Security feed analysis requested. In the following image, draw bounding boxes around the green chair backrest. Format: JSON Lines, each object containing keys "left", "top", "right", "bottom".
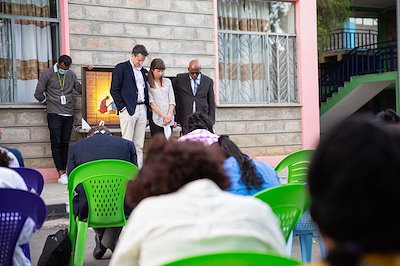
{"left": 254, "top": 184, "right": 310, "bottom": 241}
{"left": 163, "top": 252, "right": 301, "bottom": 266}
{"left": 274, "top": 150, "right": 314, "bottom": 184}
{"left": 68, "top": 159, "right": 138, "bottom": 228}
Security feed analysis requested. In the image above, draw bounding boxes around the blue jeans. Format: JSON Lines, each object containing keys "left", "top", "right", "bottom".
{"left": 47, "top": 113, "right": 73, "bottom": 171}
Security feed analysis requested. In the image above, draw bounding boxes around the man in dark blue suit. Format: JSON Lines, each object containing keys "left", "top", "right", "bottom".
{"left": 110, "top": 44, "right": 149, "bottom": 168}
{"left": 67, "top": 124, "right": 137, "bottom": 260}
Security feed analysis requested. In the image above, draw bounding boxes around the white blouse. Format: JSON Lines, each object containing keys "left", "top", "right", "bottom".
{"left": 148, "top": 77, "right": 176, "bottom": 127}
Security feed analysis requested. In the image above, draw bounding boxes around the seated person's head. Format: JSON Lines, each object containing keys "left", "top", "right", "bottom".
{"left": 126, "top": 134, "right": 229, "bottom": 207}
{"left": 308, "top": 114, "right": 400, "bottom": 265}
{"left": 182, "top": 112, "right": 214, "bottom": 135}
{"left": 0, "top": 150, "right": 11, "bottom": 167}
{"left": 376, "top": 108, "right": 400, "bottom": 124}
{"left": 88, "top": 124, "right": 111, "bottom": 137}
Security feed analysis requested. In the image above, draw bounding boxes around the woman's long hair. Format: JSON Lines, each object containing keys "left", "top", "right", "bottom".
{"left": 218, "top": 135, "right": 263, "bottom": 191}
{"left": 147, "top": 58, "right": 166, "bottom": 88}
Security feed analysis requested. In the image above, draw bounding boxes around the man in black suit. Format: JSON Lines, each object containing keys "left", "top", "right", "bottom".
{"left": 173, "top": 59, "right": 216, "bottom": 127}
{"left": 67, "top": 124, "right": 137, "bottom": 260}
{"left": 110, "top": 44, "right": 149, "bottom": 167}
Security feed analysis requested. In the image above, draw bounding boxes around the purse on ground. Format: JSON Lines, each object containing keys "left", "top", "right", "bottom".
{"left": 37, "top": 228, "right": 71, "bottom": 266}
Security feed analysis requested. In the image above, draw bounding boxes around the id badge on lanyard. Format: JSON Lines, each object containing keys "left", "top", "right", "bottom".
{"left": 60, "top": 95, "right": 66, "bottom": 105}
{"left": 58, "top": 72, "right": 66, "bottom": 105}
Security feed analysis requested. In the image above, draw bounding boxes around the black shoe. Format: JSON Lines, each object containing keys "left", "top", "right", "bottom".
{"left": 93, "top": 234, "right": 107, "bottom": 260}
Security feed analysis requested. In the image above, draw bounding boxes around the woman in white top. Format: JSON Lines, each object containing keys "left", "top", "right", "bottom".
{"left": 109, "top": 135, "right": 286, "bottom": 266}
{"left": 0, "top": 166, "right": 35, "bottom": 266}
{"left": 147, "top": 58, "right": 176, "bottom": 138}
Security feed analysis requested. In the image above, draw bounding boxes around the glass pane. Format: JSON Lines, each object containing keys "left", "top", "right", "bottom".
{"left": 0, "top": 1, "right": 58, "bottom": 103}
{"left": 0, "top": 18, "right": 13, "bottom": 103}
{"left": 49, "top": 0, "right": 58, "bottom": 18}
{"left": 218, "top": 0, "right": 295, "bottom": 34}
{"left": 0, "top": 0, "right": 56, "bottom": 18}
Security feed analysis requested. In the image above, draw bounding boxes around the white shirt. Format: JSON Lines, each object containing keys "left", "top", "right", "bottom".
{"left": 190, "top": 73, "right": 201, "bottom": 94}
{"left": 190, "top": 74, "right": 201, "bottom": 113}
{"left": 110, "top": 179, "right": 286, "bottom": 266}
{"left": 0, "top": 167, "right": 35, "bottom": 266}
{"left": 148, "top": 77, "right": 176, "bottom": 127}
{"left": 130, "top": 60, "right": 145, "bottom": 103}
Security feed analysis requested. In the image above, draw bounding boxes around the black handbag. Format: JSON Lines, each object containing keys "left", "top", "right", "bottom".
{"left": 37, "top": 228, "right": 71, "bottom": 266}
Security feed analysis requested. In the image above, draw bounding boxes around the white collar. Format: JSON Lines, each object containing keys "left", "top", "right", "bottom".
{"left": 129, "top": 59, "right": 142, "bottom": 71}
{"left": 53, "top": 63, "right": 58, "bottom": 72}
{"left": 190, "top": 73, "right": 201, "bottom": 83}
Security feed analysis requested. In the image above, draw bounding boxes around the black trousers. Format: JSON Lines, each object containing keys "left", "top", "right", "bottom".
{"left": 47, "top": 113, "right": 73, "bottom": 171}
{"left": 149, "top": 115, "right": 173, "bottom": 137}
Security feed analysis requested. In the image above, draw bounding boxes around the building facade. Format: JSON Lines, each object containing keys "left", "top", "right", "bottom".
{"left": 0, "top": 0, "right": 319, "bottom": 181}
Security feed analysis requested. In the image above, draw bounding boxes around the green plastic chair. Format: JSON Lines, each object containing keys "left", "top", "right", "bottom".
{"left": 253, "top": 184, "right": 310, "bottom": 242}
{"left": 274, "top": 150, "right": 326, "bottom": 262}
{"left": 163, "top": 252, "right": 301, "bottom": 266}
{"left": 67, "top": 159, "right": 138, "bottom": 266}
{"left": 274, "top": 150, "right": 313, "bottom": 184}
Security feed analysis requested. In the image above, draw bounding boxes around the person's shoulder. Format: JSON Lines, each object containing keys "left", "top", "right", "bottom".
{"left": 227, "top": 191, "right": 273, "bottom": 212}
{"left": 224, "top": 156, "right": 239, "bottom": 168}
{"left": 114, "top": 60, "right": 129, "bottom": 69}
{"left": 175, "top": 73, "right": 188, "bottom": 79}
{"left": 0, "top": 167, "right": 27, "bottom": 190}
{"left": 40, "top": 66, "right": 53, "bottom": 76}
{"left": 69, "top": 70, "right": 78, "bottom": 78}
{"left": 108, "top": 134, "right": 135, "bottom": 146}
{"left": 163, "top": 77, "right": 172, "bottom": 84}
{"left": 201, "top": 73, "right": 213, "bottom": 81}
{"left": 253, "top": 159, "right": 274, "bottom": 171}
{"left": 133, "top": 193, "right": 175, "bottom": 216}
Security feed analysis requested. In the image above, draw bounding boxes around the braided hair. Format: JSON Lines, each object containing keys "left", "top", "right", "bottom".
{"left": 218, "top": 135, "right": 263, "bottom": 192}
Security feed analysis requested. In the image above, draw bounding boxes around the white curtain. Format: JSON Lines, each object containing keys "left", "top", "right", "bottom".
{"left": 218, "top": 0, "right": 295, "bottom": 104}
{"left": 0, "top": 0, "right": 53, "bottom": 103}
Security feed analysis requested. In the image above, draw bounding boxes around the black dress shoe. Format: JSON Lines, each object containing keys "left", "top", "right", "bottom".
{"left": 93, "top": 234, "right": 107, "bottom": 260}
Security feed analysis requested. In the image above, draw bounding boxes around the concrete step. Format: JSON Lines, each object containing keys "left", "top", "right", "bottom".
{"left": 41, "top": 182, "right": 69, "bottom": 220}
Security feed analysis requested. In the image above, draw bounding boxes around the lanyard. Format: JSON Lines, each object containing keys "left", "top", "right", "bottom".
{"left": 57, "top": 72, "right": 66, "bottom": 91}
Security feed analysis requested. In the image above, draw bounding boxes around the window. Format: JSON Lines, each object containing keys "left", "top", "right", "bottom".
{"left": 0, "top": 0, "right": 60, "bottom": 103}
{"left": 218, "top": 0, "right": 297, "bottom": 104}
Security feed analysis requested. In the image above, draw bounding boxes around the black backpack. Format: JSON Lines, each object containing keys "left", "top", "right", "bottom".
{"left": 37, "top": 228, "right": 71, "bottom": 266}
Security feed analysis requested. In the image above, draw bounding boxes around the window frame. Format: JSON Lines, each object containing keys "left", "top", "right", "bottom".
{"left": 215, "top": 0, "right": 298, "bottom": 106}
{"left": 0, "top": 1, "right": 61, "bottom": 103}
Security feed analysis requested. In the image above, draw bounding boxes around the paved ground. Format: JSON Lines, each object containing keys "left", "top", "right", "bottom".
{"left": 30, "top": 218, "right": 112, "bottom": 266}
{"left": 29, "top": 219, "right": 324, "bottom": 265}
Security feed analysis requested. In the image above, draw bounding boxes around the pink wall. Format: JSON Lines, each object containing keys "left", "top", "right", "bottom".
{"left": 60, "top": 0, "right": 70, "bottom": 55}
{"left": 296, "top": 0, "right": 321, "bottom": 149}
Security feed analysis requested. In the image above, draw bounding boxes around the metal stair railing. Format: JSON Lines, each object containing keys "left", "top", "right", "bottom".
{"left": 319, "top": 41, "right": 397, "bottom": 104}
{"left": 324, "top": 28, "right": 378, "bottom": 51}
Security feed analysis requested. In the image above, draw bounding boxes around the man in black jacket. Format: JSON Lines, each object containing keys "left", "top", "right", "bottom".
{"left": 110, "top": 44, "right": 149, "bottom": 168}
{"left": 67, "top": 124, "right": 137, "bottom": 259}
{"left": 173, "top": 59, "right": 216, "bottom": 127}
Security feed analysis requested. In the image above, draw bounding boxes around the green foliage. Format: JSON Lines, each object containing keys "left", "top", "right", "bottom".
{"left": 317, "top": 0, "right": 351, "bottom": 52}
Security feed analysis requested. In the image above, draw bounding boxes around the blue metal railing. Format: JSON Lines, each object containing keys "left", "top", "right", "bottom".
{"left": 319, "top": 42, "right": 397, "bottom": 103}
{"left": 324, "top": 28, "right": 378, "bottom": 51}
